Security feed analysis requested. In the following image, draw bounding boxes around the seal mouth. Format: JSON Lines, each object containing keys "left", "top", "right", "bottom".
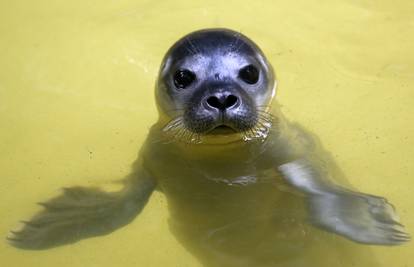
{"left": 207, "top": 125, "right": 238, "bottom": 135}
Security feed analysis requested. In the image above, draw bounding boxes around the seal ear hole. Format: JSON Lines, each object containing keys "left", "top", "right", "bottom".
{"left": 173, "top": 69, "right": 196, "bottom": 89}
{"left": 239, "top": 64, "right": 259, "bottom": 84}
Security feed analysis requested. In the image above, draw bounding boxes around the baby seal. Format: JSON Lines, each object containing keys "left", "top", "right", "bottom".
{"left": 9, "top": 29, "right": 410, "bottom": 266}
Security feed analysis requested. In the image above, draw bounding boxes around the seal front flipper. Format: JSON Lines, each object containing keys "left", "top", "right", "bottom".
{"left": 278, "top": 160, "right": 410, "bottom": 245}
{"left": 8, "top": 167, "right": 156, "bottom": 250}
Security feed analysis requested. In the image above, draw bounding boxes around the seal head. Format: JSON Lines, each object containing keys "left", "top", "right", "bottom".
{"left": 156, "top": 29, "right": 276, "bottom": 143}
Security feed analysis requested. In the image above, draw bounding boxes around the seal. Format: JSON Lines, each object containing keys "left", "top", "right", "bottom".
{"left": 8, "top": 29, "right": 410, "bottom": 266}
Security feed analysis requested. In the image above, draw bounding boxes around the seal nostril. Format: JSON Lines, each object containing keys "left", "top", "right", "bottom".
{"left": 206, "top": 95, "right": 239, "bottom": 110}
{"left": 206, "top": 96, "right": 221, "bottom": 109}
{"left": 225, "top": 95, "right": 238, "bottom": 108}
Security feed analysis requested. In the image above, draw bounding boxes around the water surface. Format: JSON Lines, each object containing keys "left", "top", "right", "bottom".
{"left": 0, "top": 1, "right": 413, "bottom": 266}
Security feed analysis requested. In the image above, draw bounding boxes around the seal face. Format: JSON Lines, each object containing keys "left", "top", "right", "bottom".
{"left": 156, "top": 29, "right": 276, "bottom": 143}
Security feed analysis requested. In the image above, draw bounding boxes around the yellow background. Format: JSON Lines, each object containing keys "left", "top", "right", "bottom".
{"left": 0, "top": 0, "right": 413, "bottom": 266}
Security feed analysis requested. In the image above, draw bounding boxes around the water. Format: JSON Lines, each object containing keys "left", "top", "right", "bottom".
{"left": 0, "top": 0, "right": 413, "bottom": 266}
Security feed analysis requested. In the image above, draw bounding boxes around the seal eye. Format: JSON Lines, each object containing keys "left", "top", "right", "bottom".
{"left": 173, "top": 69, "right": 196, "bottom": 89}
{"left": 239, "top": 65, "right": 259, "bottom": 84}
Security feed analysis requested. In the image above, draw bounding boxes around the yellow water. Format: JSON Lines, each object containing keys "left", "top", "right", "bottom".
{"left": 0, "top": 0, "right": 413, "bottom": 266}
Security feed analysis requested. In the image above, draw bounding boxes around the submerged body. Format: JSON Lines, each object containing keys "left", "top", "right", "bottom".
{"left": 142, "top": 109, "right": 319, "bottom": 266}
{"left": 141, "top": 106, "right": 401, "bottom": 266}
{"left": 8, "top": 29, "right": 409, "bottom": 267}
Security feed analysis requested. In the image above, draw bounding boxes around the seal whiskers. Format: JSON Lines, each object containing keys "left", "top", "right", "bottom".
{"left": 162, "top": 116, "right": 202, "bottom": 144}
{"left": 242, "top": 108, "right": 274, "bottom": 141}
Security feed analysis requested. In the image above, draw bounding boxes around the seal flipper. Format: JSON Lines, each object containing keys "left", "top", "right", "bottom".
{"left": 279, "top": 160, "right": 410, "bottom": 245}
{"left": 307, "top": 191, "right": 410, "bottom": 245}
{"left": 8, "top": 170, "right": 156, "bottom": 250}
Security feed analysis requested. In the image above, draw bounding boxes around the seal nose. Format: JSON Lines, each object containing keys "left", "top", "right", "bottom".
{"left": 205, "top": 93, "right": 239, "bottom": 111}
